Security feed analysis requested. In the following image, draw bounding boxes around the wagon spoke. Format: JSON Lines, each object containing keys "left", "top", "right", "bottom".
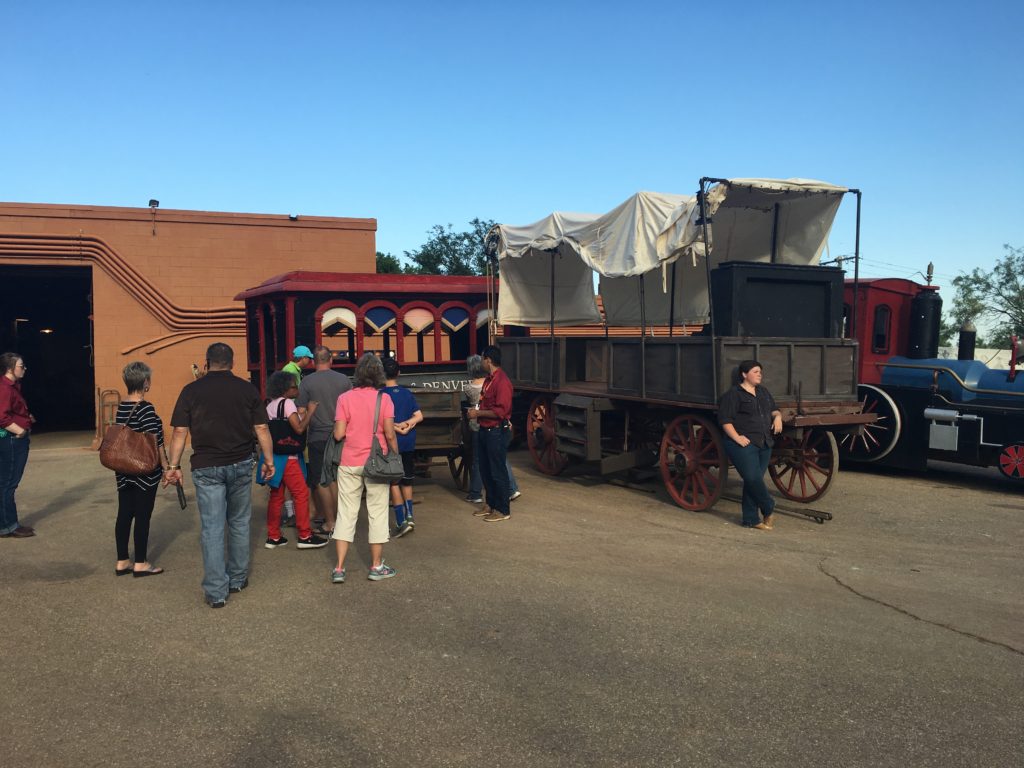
{"left": 694, "top": 472, "right": 710, "bottom": 501}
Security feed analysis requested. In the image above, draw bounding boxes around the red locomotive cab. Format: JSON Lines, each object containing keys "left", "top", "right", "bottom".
{"left": 844, "top": 277, "right": 936, "bottom": 385}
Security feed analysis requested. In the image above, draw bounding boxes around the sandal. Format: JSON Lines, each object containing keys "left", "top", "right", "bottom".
{"left": 115, "top": 565, "right": 133, "bottom": 576}
{"left": 133, "top": 564, "right": 165, "bottom": 577}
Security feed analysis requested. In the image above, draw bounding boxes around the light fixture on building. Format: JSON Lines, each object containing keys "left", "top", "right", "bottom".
{"left": 288, "top": 214, "right": 299, "bottom": 221}
{"left": 40, "top": 328, "right": 54, "bottom": 334}
{"left": 149, "top": 199, "right": 160, "bottom": 236}
{"left": 149, "top": 199, "right": 160, "bottom": 208}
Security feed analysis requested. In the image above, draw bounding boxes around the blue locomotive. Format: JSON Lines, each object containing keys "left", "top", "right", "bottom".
{"left": 840, "top": 277, "right": 1023, "bottom": 480}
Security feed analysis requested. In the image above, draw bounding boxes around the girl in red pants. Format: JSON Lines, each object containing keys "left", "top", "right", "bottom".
{"left": 260, "top": 372, "right": 329, "bottom": 549}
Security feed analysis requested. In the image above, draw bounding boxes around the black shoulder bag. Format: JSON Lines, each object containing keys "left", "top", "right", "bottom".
{"left": 269, "top": 399, "right": 306, "bottom": 455}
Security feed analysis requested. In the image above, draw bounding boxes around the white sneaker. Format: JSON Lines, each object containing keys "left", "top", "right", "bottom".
{"left": 510, "top": 491, "right": 522, "bottom": 501}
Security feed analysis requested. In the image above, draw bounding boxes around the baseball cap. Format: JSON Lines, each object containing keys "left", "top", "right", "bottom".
{"left": 293, "top": 345, "right": 313, "bottom": 358}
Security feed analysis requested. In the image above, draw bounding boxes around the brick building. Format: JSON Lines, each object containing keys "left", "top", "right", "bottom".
{"left": 0, "top": 203, "right": 375, "bottom": 443}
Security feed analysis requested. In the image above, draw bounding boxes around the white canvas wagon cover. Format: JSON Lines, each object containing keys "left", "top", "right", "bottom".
{"left": 490, "top": 178, "right": 849, "bottom": 327}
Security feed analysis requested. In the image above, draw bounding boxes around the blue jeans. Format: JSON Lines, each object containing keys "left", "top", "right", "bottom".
{"left": 478, "top": 426, "right": 512, "bottom": 516}
{"left": 0, "top": 435, "right": 30, "bottom": 535}
{"left": 192, "top": 459, "right": 255, "bottom": 602}
{"left": 723, "top": 440, "right": 775, "bottom": 527}
{"left": 468, "top": 428, "right": 517, "bottom": 497}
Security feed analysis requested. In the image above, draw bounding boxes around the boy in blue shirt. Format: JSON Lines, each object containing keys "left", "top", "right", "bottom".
{"left": 382, "top": 357, "right": 423, "bottom": 537}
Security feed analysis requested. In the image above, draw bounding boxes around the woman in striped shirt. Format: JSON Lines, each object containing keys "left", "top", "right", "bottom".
{"left": 114, "top": 362, "right": 168, "bottom": 577}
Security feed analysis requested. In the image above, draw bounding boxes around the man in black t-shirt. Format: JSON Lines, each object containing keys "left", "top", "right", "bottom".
{"left": 164, "top": 343, "right": 274, "bottom": 608}
{"left": 296, "top": 345, "right": 351, "bottom": 533}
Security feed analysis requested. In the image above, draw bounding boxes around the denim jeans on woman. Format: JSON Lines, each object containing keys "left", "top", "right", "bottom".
{"left": 192, "top": 458, "right": 255, "bottom": 603}
{"left": 0, "top": 435, "right": 30, "bottom": 535}
{"left": 723, "top": 439, "right": 775, "bottom": 527}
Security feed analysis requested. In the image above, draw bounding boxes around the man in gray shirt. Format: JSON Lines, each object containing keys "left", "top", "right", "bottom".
{"left": 296, "top": 345, "right": 351, "bottom": 532}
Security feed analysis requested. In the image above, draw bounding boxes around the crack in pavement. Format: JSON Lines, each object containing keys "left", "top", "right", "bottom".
{"left": 818, "top": 558, "right": 1024, "bottom": 657}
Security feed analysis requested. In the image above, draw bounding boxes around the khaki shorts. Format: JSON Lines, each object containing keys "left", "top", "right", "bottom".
{"left": 333, "top": 465, "right": 390, "bottom": 544}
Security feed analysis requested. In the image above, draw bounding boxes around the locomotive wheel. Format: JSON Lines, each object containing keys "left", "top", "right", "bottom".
{"left": 837, "top": 384, "right": 902, "bottom": 462}
{"left": 997, "top": 443, "right": 1024, "bottom": 481}
{"left": 527, "top": 395, "right": 568, "bottom": 476}
{"left": 659, "top": 414, "right": 727, "bottom": 511}
{"left": 769, "top": 428, "right": 838, "bottom": 503}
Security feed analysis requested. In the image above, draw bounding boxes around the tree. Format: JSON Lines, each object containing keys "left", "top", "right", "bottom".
{"left": 946, "top": 245, "right": 1023, "bottom": 348}
{"left": 376, "top": 251, "right": 404, "bottom": 274}
{"left": 403, "top": 218, "right": 496, "bottom": 276}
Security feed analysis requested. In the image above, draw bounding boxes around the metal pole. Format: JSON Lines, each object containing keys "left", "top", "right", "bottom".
{"left": 639, "top": 275, "right": 647, "bottom": 398}
{"left": 668, "top": 261, "right": 677, "bottom": 337}
{"left": 699, "top": 177, "right": 718, "bottom": 400}
{"left": 770, "top": 203, "right": 780, "bottom": 263}
{"left": 852, "top": 189, "right": 862, "bottom": 339}
{"left": 549, "top": 250, "right": 556, "bottom": 390}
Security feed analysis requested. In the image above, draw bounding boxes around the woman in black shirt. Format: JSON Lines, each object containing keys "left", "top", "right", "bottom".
{"left": 718, "top": 360, "right": 783, "bottom": 530}
{"left": 113, "top": 362, "right": 168, "bottom": 576}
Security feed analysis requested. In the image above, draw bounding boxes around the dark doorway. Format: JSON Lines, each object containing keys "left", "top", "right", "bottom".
{"left": 0, "top": 265, "right": 94, "bottom": 431}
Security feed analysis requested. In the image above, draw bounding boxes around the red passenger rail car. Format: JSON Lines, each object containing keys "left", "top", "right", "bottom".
{"left": 235, "top": 271, "right": 497, "bottom": 490}
{"left": 235, "top": 271, "right": 494, "bottom": 391}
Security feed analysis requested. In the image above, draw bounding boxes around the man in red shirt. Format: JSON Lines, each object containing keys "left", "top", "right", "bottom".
{"left": 467, "top": 345, "right": 514, "bottom": 522}
{"left": 0, "top": 353, "right": 36, "bottom": 539}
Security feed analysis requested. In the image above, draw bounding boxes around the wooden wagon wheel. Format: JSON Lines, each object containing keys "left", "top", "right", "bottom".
{"left": 997, "top": 443, "right": 1024, "bottom": 481}
{"left": 447, "top": 447, "right": 472, "bottom": 490}
{"left": 527, "top": 394, "right": 568, "bottom": 475}
{"left": 659, "top": 414, "right": 727, "bottom": 511}
{"left": 447, "top": 413, "right": 475, "bottom": 490}
{"left": 769, "top": 428, "right": 838, "bottom": 502}
{"left": 837, "top": 384, "right": 902, "bottom": 463}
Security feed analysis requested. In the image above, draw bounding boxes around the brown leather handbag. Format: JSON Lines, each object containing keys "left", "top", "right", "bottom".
{"left": 99, "top": 402, "right": 161, "bottom": 475}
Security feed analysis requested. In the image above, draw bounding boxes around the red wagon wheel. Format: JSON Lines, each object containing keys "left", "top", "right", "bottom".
{"left": 837, "top": 384, "right": 902, "bottom": 463}
{"left": 527, "top": 394, "right": 568, "bottom": 475}
{"left": 447, "top": 448, "right": 471, "bottom": 490}
{"left": 769, "top": 428, "right": 838, "bottom": 502}
{"left": 447, "top": 413, "right": 475, "bottom": 490}
{"left": 997, "top": 443, "right": 1024, "bottom": 481}
{"left": 659, "top": 414, "right": 727, "bottom": 511}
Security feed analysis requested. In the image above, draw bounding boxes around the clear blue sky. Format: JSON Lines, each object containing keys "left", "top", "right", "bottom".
{"left": 3, "top": 1, "right": 1021, "bottom": 290}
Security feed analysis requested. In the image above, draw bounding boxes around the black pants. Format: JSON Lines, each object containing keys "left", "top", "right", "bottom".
{"left": 478, "top": 426, "right": 511, "bottom": 516}
{"left": 115, "top": 483, "right": 159, "bottom": 561}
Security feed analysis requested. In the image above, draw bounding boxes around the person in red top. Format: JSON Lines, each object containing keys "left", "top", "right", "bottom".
{"left": 467, "top": 345, "right": 515, "bottom": 522}
{"left": 0, "top": 352, "right": 36, "bottom": 539}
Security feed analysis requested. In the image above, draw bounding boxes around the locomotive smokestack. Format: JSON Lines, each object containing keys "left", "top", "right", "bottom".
{"left": 907, "top": 287, "right": 942, "bottom": 359}
{"left": 958, "top": 320, "right": 977, "bottom": 361}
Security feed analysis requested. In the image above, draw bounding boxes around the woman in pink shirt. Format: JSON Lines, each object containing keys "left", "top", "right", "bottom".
{"left": 330, "top": 353, "right": 399, "bottom": 583}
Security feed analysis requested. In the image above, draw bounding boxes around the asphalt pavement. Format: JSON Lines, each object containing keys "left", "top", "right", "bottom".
{"left": 1, "top": 433, "right": 1021, "bottom": 767}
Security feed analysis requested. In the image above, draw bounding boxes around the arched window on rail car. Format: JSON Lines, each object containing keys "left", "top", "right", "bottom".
{"left": 272, "top": 299, "right": 287, "bottom": 367}
{"left": 320, "top": 306, "right": 357, "bottom": 363}
{"left": 260, "top": 302, "right": 276, "bottom": 378}
{"left": 247, "top": 307, "right": 261, "bottom": 366}
{"left": 476, "top": 308, "right": 492, "bottom": 353}
{"left": 363, "top": 306, "right": 397, "bottom": 359}
{"left": 872, "top": 304, "right": 892, "bottom": 353}
{"left": 402, "top": 307, "right": 437, "bottom": 363}
{"left": 441, "top": 306, "right": 471, "bottom": 361}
